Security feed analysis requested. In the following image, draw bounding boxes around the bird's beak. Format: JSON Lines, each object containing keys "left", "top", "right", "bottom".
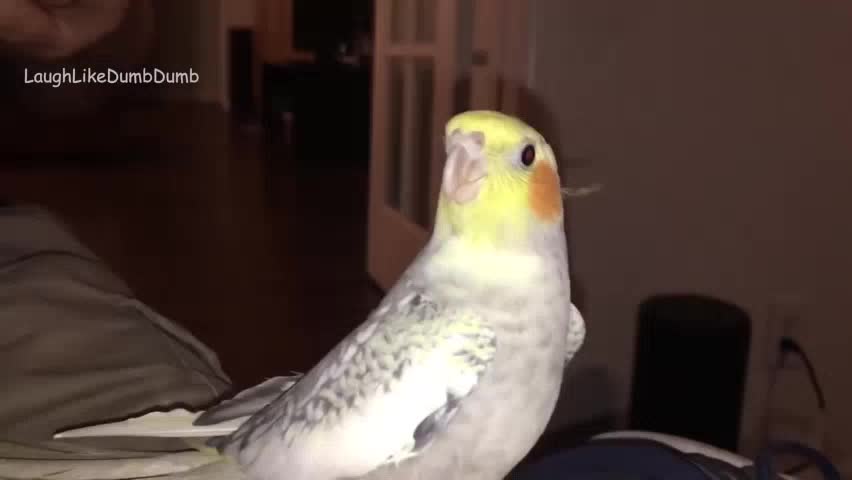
{"left": 442, "top": 131, "right": 487, "bottom": 204}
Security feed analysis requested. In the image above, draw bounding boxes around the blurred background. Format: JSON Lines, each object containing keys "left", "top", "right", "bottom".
{"left": 0, "top": 0, "right": 850, "bottom": 475}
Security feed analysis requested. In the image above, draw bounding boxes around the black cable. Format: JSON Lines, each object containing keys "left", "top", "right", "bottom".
{"left": 778, "top": 336, "right": 826, "bottom": 410}
{"left": 773, "top": 337, "right": 829, "bottom": 476}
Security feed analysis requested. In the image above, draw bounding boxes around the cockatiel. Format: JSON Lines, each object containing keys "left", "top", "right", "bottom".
{"left": 31, "top": 110, "right": 586, "bottom": 480}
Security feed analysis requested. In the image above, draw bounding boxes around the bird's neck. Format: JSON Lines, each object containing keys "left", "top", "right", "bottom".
{"left": 433, "top": 200, "right": 565, "bottom": 252}
{"left": 419, "top": 232, "right": 567, "bottom": 292}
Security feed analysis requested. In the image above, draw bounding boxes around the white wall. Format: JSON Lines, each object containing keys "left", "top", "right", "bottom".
{"left": 528, "top": 0, "right": 852, "bottom": 467}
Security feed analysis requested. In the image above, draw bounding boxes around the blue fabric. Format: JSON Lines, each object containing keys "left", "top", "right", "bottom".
{"left": 510, "top": 439, "right": 713, "bottom": 480}
{"left": 754, "top": 441, "right": 841, "bottom": 480}
{"left": 510, "top": 437, "right": 842, "bottom": 480}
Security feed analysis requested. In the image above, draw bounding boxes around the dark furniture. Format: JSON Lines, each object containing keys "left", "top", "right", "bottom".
{"left": 261, "top": 60, "right": 372, "bottom": 167}
{"left": 629, "top": 294, "right": 751, "bottom": 451}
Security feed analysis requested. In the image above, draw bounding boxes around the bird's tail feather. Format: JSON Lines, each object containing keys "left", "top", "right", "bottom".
{"left": 1, "top": 408, "right": 244, "bottom": 480}
{"left": 0, "top": 449, "right": 225, "bottom": 480}
{"left": 53, "top": 408, "right": 245, "bottom": 440}
{"left": 52, "top": 374, "right": 303, "bottom": 441}
{"left": 9, "top": 375, "right": 303, "bottom": 479}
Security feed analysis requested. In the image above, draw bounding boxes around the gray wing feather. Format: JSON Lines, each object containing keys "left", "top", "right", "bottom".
{"left": 215, "top": 290, "right": 497, "bottom": 479}
{"left": 194, "top": 375, "right": 303, "bottom": 426}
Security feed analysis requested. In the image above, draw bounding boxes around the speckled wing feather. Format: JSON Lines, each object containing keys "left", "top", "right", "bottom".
{"left": 194, "top": 375, "right": 303, "bottom": 426}
{"left": 211, "top": 290, "right": 497, "bottom": 480}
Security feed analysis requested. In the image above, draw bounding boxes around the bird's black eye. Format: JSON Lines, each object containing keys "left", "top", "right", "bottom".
{"left": 520, "top": 145, "right": 536, "bottom": 167}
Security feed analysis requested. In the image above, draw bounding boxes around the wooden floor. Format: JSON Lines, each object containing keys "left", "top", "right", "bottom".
{"left": 0, "top": 102, "right": 382, "bottom": 391}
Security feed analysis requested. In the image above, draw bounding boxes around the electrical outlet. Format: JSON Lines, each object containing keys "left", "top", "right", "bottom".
{"left": 766, "top": 296, "right": 805, "bottom": 367}
{"left": 764, "top": 356, "right": 825, "bottom": 450}
{"left": 765, "top": 407, "right": 824, "bottom": 450}
{"left": 762, "top": 295, "right": 827, "bottom": 452}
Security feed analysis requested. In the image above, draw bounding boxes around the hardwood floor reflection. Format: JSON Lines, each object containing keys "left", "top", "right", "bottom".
{"left": 0, "top": 102, "right": 382, "bottom": 391}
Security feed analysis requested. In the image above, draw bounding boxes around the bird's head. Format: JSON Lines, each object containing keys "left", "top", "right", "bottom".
{"left": 434, "top": 110, "right": 564, "bottom": 250}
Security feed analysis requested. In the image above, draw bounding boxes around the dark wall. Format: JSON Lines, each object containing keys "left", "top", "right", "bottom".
{"left": 529, "top": 0, "right": 852, "bottom": 466}
{"left": 293, "top": 0, "right": 373, "bottom": 55}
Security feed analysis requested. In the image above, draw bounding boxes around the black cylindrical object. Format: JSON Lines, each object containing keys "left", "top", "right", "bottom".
{"left": 628, "top": 294, "right": 751, "bottom": 451}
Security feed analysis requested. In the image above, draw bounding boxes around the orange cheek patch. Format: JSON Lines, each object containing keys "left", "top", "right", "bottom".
{"left": 529, "top": 163, "right": 563, "bottom": 222}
